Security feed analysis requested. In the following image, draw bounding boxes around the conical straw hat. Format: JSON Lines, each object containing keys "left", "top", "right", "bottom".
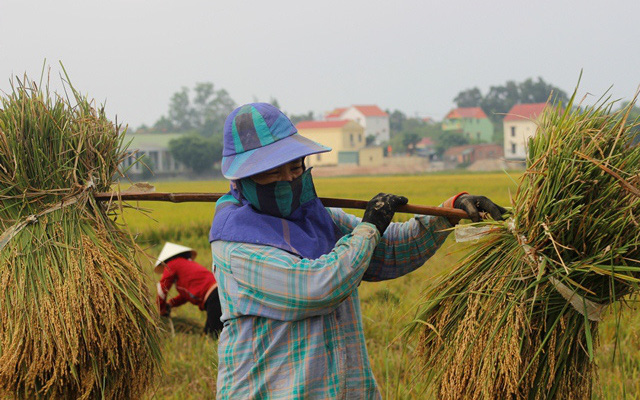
{"left": 154, "top": 242, "right": 197, "bottom": 273}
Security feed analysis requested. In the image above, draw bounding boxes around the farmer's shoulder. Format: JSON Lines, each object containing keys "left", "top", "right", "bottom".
{"left": 212, "top": 240, "right": 283, "bottom": 261}
{"left": 327, "top": 207, "right": 360, "bottom": 233}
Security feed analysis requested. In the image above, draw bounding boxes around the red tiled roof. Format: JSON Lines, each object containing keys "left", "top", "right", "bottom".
{"left": 444, "top": 145, "right": 475, "bottom": 157}
{"left": 443, "top": 143, "right": 502, "bottom": 157}
{"left": 415, "top": 137, "right": 434, "bottom": 147}
{"left": 325, "top": 107, "right": 348, "bottom": 119}
{"left": 445, "top": 107, "right": 487, "bottom": 120}
{"left": 352, "top": 105, "right": 388, "bottom": 117}
{"left": 503, "top": 103, "right": 548, "bottom": 121}
{"left": 296, "top": 120, "right": 351, "bottom": 129}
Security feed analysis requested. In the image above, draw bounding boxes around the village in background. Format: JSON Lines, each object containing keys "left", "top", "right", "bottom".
{"left": 122, "top": 78, "right": 639, "bottom": 181}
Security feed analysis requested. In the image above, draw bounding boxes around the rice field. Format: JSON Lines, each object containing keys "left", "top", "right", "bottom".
{"left": 123, "top": 172, "right": 639, "bottom": 399}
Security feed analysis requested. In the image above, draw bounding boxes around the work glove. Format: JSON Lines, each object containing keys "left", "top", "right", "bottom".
{"left": 157, "top": 295, "right": 171, "bottom": 317}
{"left": 161, "top": 304, "right": 171, "bottom": 317}
{"left": 362, "top": 193, "right": 409, "bottom": 235}
{"left": 454, "top": 194, "right": 507, "bottom": 222}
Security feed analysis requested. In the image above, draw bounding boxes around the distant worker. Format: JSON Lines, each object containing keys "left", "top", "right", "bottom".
{"left": 154, "top": 242, "right": 223, "bottom": 336}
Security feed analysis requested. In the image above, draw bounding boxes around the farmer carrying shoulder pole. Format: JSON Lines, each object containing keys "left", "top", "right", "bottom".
{"left": 154, "top": 242, "right": 223, "bottom": 336}
{"left": 208, "top": 103, "right": 506, "bottom": 399}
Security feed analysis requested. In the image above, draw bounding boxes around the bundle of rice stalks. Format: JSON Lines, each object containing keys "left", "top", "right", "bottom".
{"left": 411, "top": 90, "right": 640, "bottom": 399}
{"left": 0, "top": 73, "right": 161, "bottom": 398}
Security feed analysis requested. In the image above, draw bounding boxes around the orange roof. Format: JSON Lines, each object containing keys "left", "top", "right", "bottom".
{"left": 415, "top": 137, "right": 434, "bottom": 147}
{"left": 445, "top": 107, "right": 487, "bottom": 120}
{"left": 504, "top": 103, "right": 548, "bottom": 121}
{"left": 325, "top": 107, "right": 348, "bottom": 119}
{"left": 352, "top": 105, "right": 388, "bottom": 117}
{"left": 444, "top": 145, "right": 475, "bottom": 157}
{"left": 296, "top": 120, "right": 351, "bottom": 129}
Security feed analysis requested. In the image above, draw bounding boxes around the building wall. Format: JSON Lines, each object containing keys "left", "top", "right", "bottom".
{"left": 461, "top": 118, "right": 494, "bottom": 143}
{"left": 341, "top": 109, "right": 390, "bottom": 144}
{"left": 358, "top": 146, "right": 384, "bottom": 166}
{"left": 364, "top": 116, "right": 390, "bottom": 143}
{"left": 123, "top": 148, "right": 186, "bottom": 175}
{"left": 302, "top": 129, "right": 341, "bottom": 166}
{"left": 338, "top": 151, "right": 359, "bottom": 165}
{"left": 123, "top": 133, "right": 188, "bottom": 177}
{"left": 473, "top": 144, "right": 503, "bottom": 159}
{"left": 442, "top": 119, "right": 460, "bottom": 131}
{"left": 299, "top": 121, "right": 365, "bottom": 167}
{"left": 443, "top": 118, "right": 493, "bottom": 143}
{"left": 340, "top": 123, "right": 366, "bottom": 150}
{"left": 504, "top": 120, "right": 538, "bottom": 160}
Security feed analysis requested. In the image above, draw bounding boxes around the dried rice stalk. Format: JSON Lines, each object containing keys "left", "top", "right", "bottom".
{"left": 410, "top": 88, "right": 640, "bottom": 399}
{"left": 0, "top": 71, "right": 161, "bottom": 398}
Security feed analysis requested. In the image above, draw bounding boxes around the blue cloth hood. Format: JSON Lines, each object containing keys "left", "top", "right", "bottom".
{"left": 209, "top": 177, "right": 340, "bottom": 260}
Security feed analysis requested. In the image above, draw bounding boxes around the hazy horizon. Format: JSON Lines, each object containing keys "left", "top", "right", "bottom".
{"left": 2, "top": 1, "right": 639, "bottom": 129}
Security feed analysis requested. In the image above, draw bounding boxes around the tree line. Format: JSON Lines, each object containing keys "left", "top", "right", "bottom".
{"left": 136, "top": 77, "right": 637, "bottom": 174}
{"left": 386, "top": 77, "right": 570, "bottom": 155}
{"left": 135, "top": 83, "right": 316, "bottom": 174}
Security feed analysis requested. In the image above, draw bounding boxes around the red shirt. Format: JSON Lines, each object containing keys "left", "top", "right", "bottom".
{"left": 157, "top": 257, "right": 216, "bottom": 310}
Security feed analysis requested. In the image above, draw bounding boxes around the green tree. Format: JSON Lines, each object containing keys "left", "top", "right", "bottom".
{"left": 169, "top": 133, "right": 222, "bottom": 174}
{"left": 152, "top": 115, "right": 174, "bottom": 133}
{"left": 194, "top": 84, "right": 236, "bottom": 137}
{"left": 287, "top": 111, "right": 314, "bottom": 126}
{"left": 168, "top": 87, "right": 194, "bottom": 131}
{"left": 453, "top": 77, "right": 568, "bottom": 144}
{"left": 365, "top": 134, "right": 376, "bottom": 146}
{"left": 387, "top": 109, "right": 407, "bottom": 136}
{"left": 386, "top": 117, "right": 444, "bottom": 153}
{"left": 435, "top": 131, "right": 468, "bottom": 156}
{"left": 453, "top": 77, "right": 568, "bottom": 124}
{"left": 481, "top": 80, "right": 520, "bottom": 124}
{"left": 453, "top": 87, "right": 483, "bottom": 108}
{"left": 160, "top": 83, "right": 236, "bottom": 136}
{"left": 518, "top": 77, "right": 567, "bottom": 104}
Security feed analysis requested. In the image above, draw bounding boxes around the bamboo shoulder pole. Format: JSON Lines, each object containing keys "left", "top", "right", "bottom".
{"left": 93, "top": 192, "right": 469, "bottom": 219}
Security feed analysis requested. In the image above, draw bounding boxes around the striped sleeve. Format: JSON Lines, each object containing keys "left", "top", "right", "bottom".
{"left": 327, "top": 207, "right": 453, "bottom": 281}
{"left": 212, "top": 223, "right": 380, "bottom": 321}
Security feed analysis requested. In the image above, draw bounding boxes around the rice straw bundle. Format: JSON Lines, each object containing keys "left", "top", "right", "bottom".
{"left": 0, "top": 73, "right": 161, "bottom": 398}
{"left": 411, "top": 90, "right": 640, "bottom": 399}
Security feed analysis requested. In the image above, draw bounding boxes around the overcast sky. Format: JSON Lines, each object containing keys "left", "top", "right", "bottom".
{"left": 1, "top": 0, "right": 639, "bottom": 129}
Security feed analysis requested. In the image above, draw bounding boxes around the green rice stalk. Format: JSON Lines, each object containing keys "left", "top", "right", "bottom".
{"left": 409, "top": 88, "right": 640, "bottom": 399}
{"left": 0, "top": 72, "right": 162, "bottom": 399}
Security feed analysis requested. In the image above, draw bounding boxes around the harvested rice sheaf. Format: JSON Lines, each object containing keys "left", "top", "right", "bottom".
{"left": 0, "top": 74, "right": 161, "bottom": 398}
{"left": 413, "top": 90, "right": 640, "bottom": 399}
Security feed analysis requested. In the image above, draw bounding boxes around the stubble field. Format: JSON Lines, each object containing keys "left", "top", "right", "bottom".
{"left": 122, "top": 172, "right": 639, "bottom": 399}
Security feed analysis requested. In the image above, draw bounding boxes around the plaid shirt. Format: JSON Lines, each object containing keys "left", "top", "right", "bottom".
{"left": 211, "top": 208, "right": 452, "bottom": 399}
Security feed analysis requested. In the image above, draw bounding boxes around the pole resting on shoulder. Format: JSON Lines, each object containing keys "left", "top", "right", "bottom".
{"left": 93, "top": 192, "right": 470, "bottom": 219}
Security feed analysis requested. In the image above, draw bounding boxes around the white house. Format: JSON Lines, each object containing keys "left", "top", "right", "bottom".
{"left": 503, "top": 103, "right": 548, "bottom": 161}
{"left": 325, "top": 105, "right": 390, "bottom": 144}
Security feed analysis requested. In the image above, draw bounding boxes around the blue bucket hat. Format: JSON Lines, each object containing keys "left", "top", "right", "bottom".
{"left": 220, "top": 103, "right": 331, "bottom": 180}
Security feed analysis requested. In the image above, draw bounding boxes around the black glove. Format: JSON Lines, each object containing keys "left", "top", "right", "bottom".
{"left": 362, "top": 193, "right": 409, "bottom": 234}
{"left": 165, "top": 304, "right": 172, "bottom": 317}
{"left": 159, "top": 302, "right": 171, "bottom": 317}
{"left": 454, "top": 194, "right": 507, "bottom": 222}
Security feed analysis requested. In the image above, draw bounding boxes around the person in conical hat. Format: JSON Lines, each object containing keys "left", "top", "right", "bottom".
{"left": 155, "top": 242, "right": 222, "bottom": 336}
{"left": 208, "top": 103, "right": 506, "bottom": 399}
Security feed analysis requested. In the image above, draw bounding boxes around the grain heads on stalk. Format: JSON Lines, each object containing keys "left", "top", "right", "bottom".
{"left": 0, "top": 71, "right": 162, "bottom": 399}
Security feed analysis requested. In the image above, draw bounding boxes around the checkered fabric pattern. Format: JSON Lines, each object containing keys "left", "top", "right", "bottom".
{"left": 211, "top": 208, "right": 452, "bottom": 399}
